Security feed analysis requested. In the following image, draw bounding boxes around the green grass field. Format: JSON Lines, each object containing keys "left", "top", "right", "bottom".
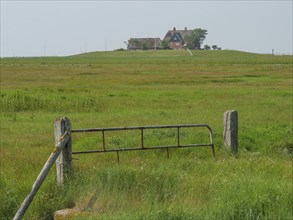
{"left": 1, "top": 50, "right": 292, "bottom": 219}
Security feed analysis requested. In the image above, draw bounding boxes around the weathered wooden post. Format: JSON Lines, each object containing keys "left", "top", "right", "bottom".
{"left": 223, "top": 110, "right": 238, "bottom": 156}
{"left": 13, "top": 117, "right": 72, "bottom": 219}
{"left": 54, "top": 117, "right": 73, "bottom": 186}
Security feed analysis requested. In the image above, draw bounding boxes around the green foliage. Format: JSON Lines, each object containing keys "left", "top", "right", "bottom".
{"left": 142, "top": 42, "right": 149, "bottom": 50}
{"left": 0, "top": 177, "right": 19, "bottom": 219}
{"left": 114, "top": 48, "right": 126, "bottom": 51}
{"left": 161, "top": 40, "right": 170, "bottom": 50}
{"left": 0, "top": 90, "right": 104, "bottom": 118}
{"left": 212, "top": 45, "right": 218, "bottom": 50}
{"left": 204, "top": 44, "right": 211, "bottom": 50}
{"left": 185, "top": 28, "right": 208, "bottom": 49}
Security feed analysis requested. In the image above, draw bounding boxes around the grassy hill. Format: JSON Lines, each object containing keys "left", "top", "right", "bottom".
{"left": 1, "top": 50, "right": 292, "bottom": 219}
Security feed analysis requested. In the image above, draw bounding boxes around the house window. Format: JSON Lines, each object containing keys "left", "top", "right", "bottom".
{"left": 176, "top": 43, "right": 180, "bottom": 46}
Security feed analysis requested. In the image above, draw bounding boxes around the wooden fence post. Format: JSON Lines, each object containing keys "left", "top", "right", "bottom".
{"left": 223, "top": 110, "right": 238, "bottom": 156}
{"left": 13, "top": 118, "right": 72, "bottom": 219}
{"left": 54, "top": 117, "right": 73, "bottom": 186}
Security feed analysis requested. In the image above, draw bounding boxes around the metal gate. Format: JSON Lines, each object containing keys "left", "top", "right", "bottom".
{"left": 71, "top": 124, "right": 215, "bottom": 162}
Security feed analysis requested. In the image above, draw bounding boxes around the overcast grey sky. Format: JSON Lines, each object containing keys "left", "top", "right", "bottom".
{"left": 1, "top": 1, "right": 292, "bottom": 57}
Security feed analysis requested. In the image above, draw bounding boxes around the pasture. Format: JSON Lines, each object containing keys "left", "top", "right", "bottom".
{"left": 0, "top": 50, "right": 292, "bottom": 219}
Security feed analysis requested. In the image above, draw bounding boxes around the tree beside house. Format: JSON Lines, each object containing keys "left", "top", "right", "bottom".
{"left": 185, "top": 28, "right": 208, "bottom": 50}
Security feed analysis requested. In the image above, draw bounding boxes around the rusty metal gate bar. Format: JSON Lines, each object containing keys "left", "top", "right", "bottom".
{"left": 71, "top": 124, "right": 215, "bottom": 160}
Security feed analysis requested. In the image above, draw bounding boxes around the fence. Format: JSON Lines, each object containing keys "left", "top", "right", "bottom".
{"left": 13, "top": 117, "right": 216, "bottom": 219}
{"left": 72, "top": 123, "right": 215, "bottom": 162}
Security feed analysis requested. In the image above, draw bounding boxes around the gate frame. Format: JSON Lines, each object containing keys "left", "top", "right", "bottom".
{"left": 71, "top": 124, "right": 215, "bottom": 161}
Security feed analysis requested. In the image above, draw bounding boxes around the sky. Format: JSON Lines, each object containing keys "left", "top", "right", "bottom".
{"left": 0, "top": 0, "right": 292, "bottom": 57}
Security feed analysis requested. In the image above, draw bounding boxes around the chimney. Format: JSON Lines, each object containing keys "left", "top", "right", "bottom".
{"left": 185, "top": 27, "right": 187, "bottom": 31}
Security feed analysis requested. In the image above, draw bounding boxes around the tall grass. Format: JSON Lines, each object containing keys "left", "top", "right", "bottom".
{"left": 0, "top": 50, "right": 292, "bottom": 219}
{"left": 19, "top": 153, "right": 292, "bottom": 219}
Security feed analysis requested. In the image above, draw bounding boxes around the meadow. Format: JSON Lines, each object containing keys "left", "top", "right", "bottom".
{"left": 0, "top": 50, "right": 292, "bottom": 219}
